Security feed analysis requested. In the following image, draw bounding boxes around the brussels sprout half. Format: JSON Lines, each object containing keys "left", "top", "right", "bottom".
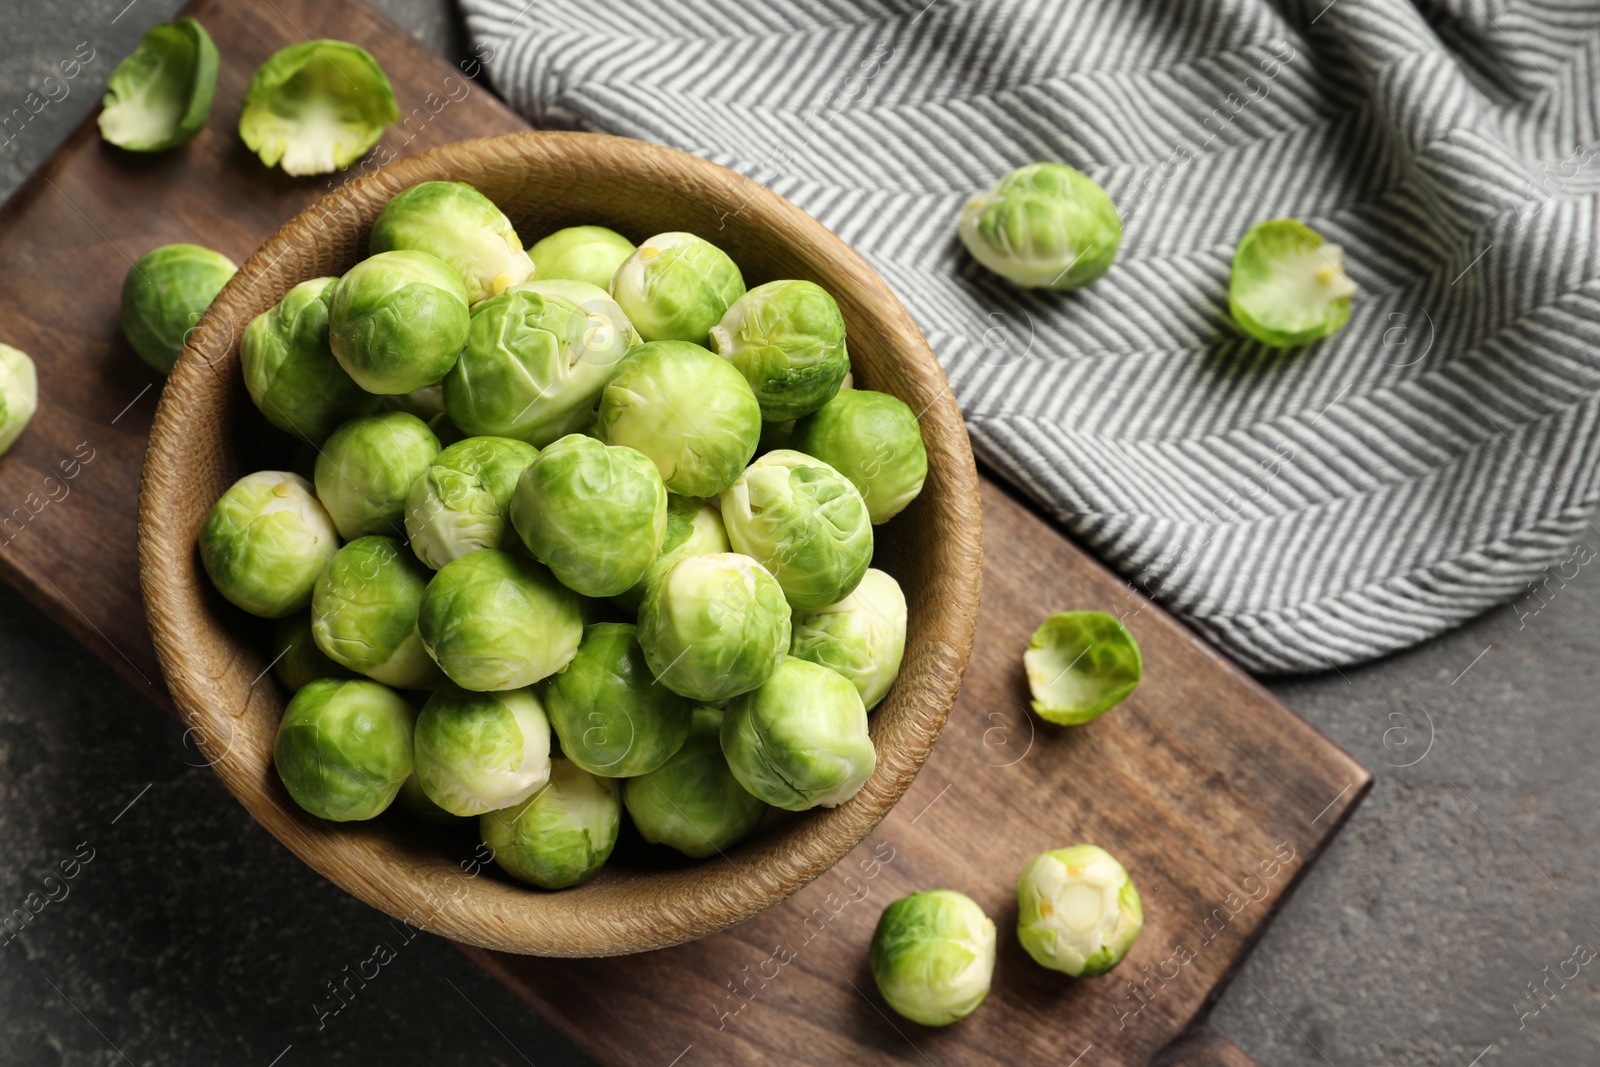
{"left": 1016, "top": 844, "right": 1143, "bottom": 976}
{"left": 314, "top": 411, "right": 440, "bottom": 540}
{"left": 405, "top": 435, "right": 538, "bottom": 570}
{"left": 328, "top": 250, "right": 470, "bottom": 395}
{"left": 871, "top": 890, "right": 997, "bottom": 1027}
{"left": 1023, "top": 611, "right": 1142, "bottom": 726}
{"left": 199, "top": 471, "right": 339, "bottom": 619}
{"left": 958, "top": 162, "right": 1122, "bottom": 290}
{"left": 1228, "top": 218, "right": 1357, "bottom": 348}
{"left": 529, "top": 225, "right": 636, "bottom": 290}
{"left": 623, "top": 705, "right": 765, "bottom": 858}
{"left": 791, "top": 389, "right": 928, "bottom": 524}
{"left": 610, "top": 231, "right": 745, "bottom": 345}
{"left": 612, "top": 495, "right": 729, "bottom": 613}
{"left": 271, "top": 612, "right": 353, "bottom": 692}
{"left": 636, "top": 552, "right": 791, "bottom": 703}
{"left": 709, "top": 279, "right": 850, "bottom": 422}
{"left": 239, "top": 40, "right": 399, "bottom": 176}
{"left": 482, "top": 759, "right": 620, "bottom": 889}
{"left": 0, "top": 344, "right": 38, "bottom": 454}
{"left": 242, "top": 277, "right": 377, "bottom": 444}
{"left": 98, "top": 18, "right": 218, "bottom": 152}
{"left": 369, "top": 181, "right": 534, "bottom": 304}
{"left": 544, "top": 622, "right": 693, "bottom": 778}
{"left": 273, "top": 678, "right": 415, "bottom": 821}
{"left": 413, "top": 684, "right": 552, "bottom": 816}
{"left": 311, "top": 536, "right": 443, "bottom": 689}
{"left": 790, "top": 568, "right": 907, "bottom": 710}
{"left": 121, "top": 243, "right": 237, "bottom": 374}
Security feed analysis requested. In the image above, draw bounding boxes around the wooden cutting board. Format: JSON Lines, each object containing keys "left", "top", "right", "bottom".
{"left": 0, "top": 0, "right": 1370, "bottom": 1062}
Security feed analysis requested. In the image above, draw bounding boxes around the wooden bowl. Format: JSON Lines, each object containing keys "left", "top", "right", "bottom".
{"left": 137, "top": 132, "right": 982, "bottom": 957}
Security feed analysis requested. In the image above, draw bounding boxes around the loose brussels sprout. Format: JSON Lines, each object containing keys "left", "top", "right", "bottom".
{"left": 0, "top": 344, "right": 37, "bottom": 453}
{"left": 1023, "top": 611, "right": 1142, "bottom": 725}
{"left": 529, "top": 225, "right": 636, "bottom": 290}
{"left": 121, "top": 243, "right": 237, "bottom": 374}
{"left": 719, "top": 450, "right": 873, "bottom": 611}
{"left": 613, "top": 495, "right": 729, "bottom": 613}
{"left": 544, "top": 623, "right": 693, "bottom": 778}
{"left": 273, "top": 678, "right": 415, "bottom": 821}
{"left": 311, "top": 536, "right": 443, "bottom": 689}
{"left": 444, "top": 280, "right": 637, "bottom": 446}
{"left": 870, "top": 890, "right": 997, "bottom": 1027}
{"left": 199, "top": 471, "right": 338, "bottom": 618}
{"left": 636, "top": 553, "right": 790, "bottom": 703}
{"left": 623, "top": 705, "right": 765, "bottom": 858}
{"left": 509, "top": 435, "right": 667, "bottom": 597}
{"left": 709, "top": 280, "right": 849, "bottom": 422}
{"left": 481, "top": 759, "right": 620, "bottom": 889}
{"left": 313, "top": 411, "right": 440, "bottom": 540}
{"left": 416, "top": 550, "right": 583, "bottom": 691}
{"left": 610, "top": 232, "right": 745, "bottom": 344}
{"left": 328, "top": 250, "right": 471, "bottom": 394}
{"left": 792, "top": 389, "right": 928, "bottom": 524}
{"left": 597, "top": 340, "right": 761, "bottom": 496}
{"left": 369, "top": 181, "right": 534, "bottom": 304}
{"left": 1016, "top": 844, "right": 1143, "bottom": 976}
{"left": 239, "top": 40, "right": 398, "bottom": 176}
{"left": 958, "top": 162, "right": 1122, "bottom": 290}
{"left": 396, "top": 772, "right": 463, "bottom": 825}
{"left": 271, "top": 612, "right": 352, "bottom": 692}
{"left": 1228, "top": 218, "right": 1357, "bottom": 348}
{"left": 720, "top": 657, "right": 875, "bottom": 810}
{"left": 790, "top": 568, "right": 907, "bottom": 710}
{"left": 405, "top": 436, "right": 538, "bottom": 570}
{"left": 413, "top": 684, "right": 552, "bottom": 816}
{"left": 241, "top": 277, "right": 376, "bottom": 443}
{"left": 98, "top": 18, "right": 218, "bottom": 152}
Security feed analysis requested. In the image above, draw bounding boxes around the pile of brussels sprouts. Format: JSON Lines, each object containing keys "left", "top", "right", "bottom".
{"left": 197, "top": 180, "right": 929, "bottom": 890}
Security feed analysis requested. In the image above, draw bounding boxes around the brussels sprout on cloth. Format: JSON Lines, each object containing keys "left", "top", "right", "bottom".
{"left": 791, "top": 388, "right": 927, "bottom": 524}
{"left": 709, "top": 279, "right": 850, "bottom": 422}
{"left": 624, "top": 705, "right": 765, "bottom": 859}
{"left": 790, "top": 568, "right": 907, "bottom": 711}
{"left": 958, "top": 162, "right": 1121, "bottom": 290}
{"left": 481, "top": 759, "right": 620, "bottom": 889}
{"left": 313, "top": 410, "right": 440, "bottom": 540}
{"left": 98, "top": 18, "right": 218, "bottom": 152}
{"left": 273, "top": 678, "right": 415, "bottom": 822}
{"left": 242, "top": 277, "right": 376, "bottom": 444}
{"left": 870, "top": 889, "right": 996, "bottom": 1026}
{"left": 413, "top": 684, "right": 552, "bottom": 816}
{"left": 311, "top": 536, "right": 443, "bottom": 690}
{"left": 121, "top": 243, "right": 237, "bottom": 374}
{"left": 199, "top": 471, "right": 338, "bottom": 619}
{"left": 417, "top": 549, "right": 583, "bottom": 691}
{"left": 1016, "top": 844, "right": 1143, "bottom": 977}
{"left": 0, "top": 344, "right": 37, "bottom": 454}
{"left": 544, "top": 622, "right": 693, "bottom": 778}
{"left": 404, "top": 435, "right": 538, "bottom": 570}
{"left": 239, "top": 40, "right": 398, "bottom": 176}
{"left": 636, "top": 552, "right": 791, "bottom": 703}
{"left": 1023, "top": 611, "right": 1142, "bottom": 726}
{"left": 328, "top": 250, "right": 471, "bottom": 395}
{"left": 610, "top": 231, "right": 745, "bottom": 345}
{"left": 529, "top": 225, "right": 636, "bottom": 290}
{"left": 1228, "top": 218, "right": 1358, "bottom": 348}
{"left": 370, "top": 181, "right": 534, "bottom": 304}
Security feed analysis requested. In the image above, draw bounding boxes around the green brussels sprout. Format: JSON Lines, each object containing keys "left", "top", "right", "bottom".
{"left": 719, "top": 449, "right": 873, "bottom": 611}
{"left": 405, "top": 436, "right": 539, "bottom": 570}
{"left": 241, "top": 277, "right": 377, "bottom": 444}
{"left": 870, "top": 890, "right": 996, "bottom": 1027}
{"left": 0, "top": 343, "right": 38, "bottom": 453}
{"left": 327, "top": 250, "right": 470, "bottom": 394}
{"left": 790, "top": 568, "right": 907, "bottom": 711}
{"left": 709, "top": 279, "right": 849, "bottom": 421}
{"left": 1016, "top": 844, "right": 1143, "bottom": 976}
{"left": 509, "top": 434, "right": 667, "bottom": 597}
{"left": 417, "top": 549, "right": 583, "bottom": 691}
{"left": 1023, "top": 611, "right": 1141, "bottom": 726}
{"left": 377, "top": 381, "right": 446, "bottom": 420}
{"left": 529, "top": 225, "right": 636, "bottom": 290}
{"left": 612, "top": 494, "right": 729, "bottom": 613}
{"left": 413, "top": 684, "right": 552, "bottom": 816}
{"left": 271, "top": 612, "right": 352, "bottom": 692}
{"left": 544, "top": 622, "right": 693, "bottom": 777}
{"left": 481, "top": 759, "right": 620, "bottom": 889}
{"left": 121, "top": 243, "right": 237, "bottom": 374}
{"left": 958, "top": 162, "right": 1122, "bottom": 290}
{"left": 444, "top": 280, "right": 638, "bottom": 446}
{"left": 637, "top": 552, "right": 790, "bottom": 703}
{"left": 98, "top": 18, "right": 218, "bottom": 152}
{"left": 239, "top": 40, "right": 398, "bottom": 176}
{"left": 199, "top": 471, "right": 339, "bottom": 618}
{"left": 395, "top": 771, "right": 464, "bottom": 825}
{"left": 623, "top": 705, "right": 765, "bottom": 858}
{"left": 1228, "top": 218, "right": 1357, "bottom": 348}
{"left": 597, "top": 340, "right": 761, "bottom": 496}
{"left": 609, "top": 232, "right": 745, "bottom": 344}
{"left": 311, "top": 536, "right": 442, "bottom": 689}
{"left": 369, "top": 181, "right": 535, "bottom": 304}
{"left": 721, "top": 658, "right": 875, "bottom": 810}
{"left": 313, "top": 411, "right": 440, "bottom": 540}
{"left": 273, "top": 678, "right": 415, "bottom": 821}
{"left": 791, "top": 389, "right": 927, "bottom": 524}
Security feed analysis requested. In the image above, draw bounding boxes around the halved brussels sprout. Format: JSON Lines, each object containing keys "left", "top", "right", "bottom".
{"left": 529, "top": 225, "right": 636, "bottom": 290}
{"left": 612, "top": 495, "right": 729, "bottom": 613}
{"left": 328, "top": 250, "right": 470, "bottom": 394}
{"left": 98, "top": 18, "right": 218, "bottom": 152}
{"left": 1023, "top": 611, "right": 1141, "bottom": 725}
{"left": 790, "top": 568, "right": 907, "bottom": 710}
{"left": 369, "top": 181, "right": 534, "bottom": 304}
{"left": 241, "top": 276, "right": 377, "bottom": 444}
{"left": 1016, "top": 844, "right": 1143, "bottom": 976}
{"left": 610, "top": 231, "right": 745, "bottom": 344}
{"left": 311, "top": 535, "right": 442, "bottom": 689}
{"left": 958, "top": 162, "right": 1121, "bottom": 290}
{"left": 273, "top": 678, "right": 414, "bottom": 821}
{"left": 636, "top": 552, "right": 790, "bottom": 703}
{"left": 271, "top": 612, "right": 352, "bottom": 692}
{"left": 709, "top": 279, "right": 849, "bottom": 422}
{"left": 405, "top": 435, "right": 538, "bottom": 570}
{"left": 396, "top": 772, "right": 463, "bottom": 825}
{"left": 313, "top": 411, "right": 440, "bottom": 540}
{"left": 121, "top": 243, "right": 237, "bottom": 374}
{"left": 870, "top": 890, "right": 996, "bottom": 1027}
{"left": 481, "top": 759, "right": 620, "bottom": 889}
{"left": 1228, "top": 218, "right": 1357, "bottom": 348}
{"left": 413, "top": 684, "right": 552, "bottom": 816}
{"left": 199, "top": 471, "right": 338, "bottom": 618}
{"left": 623, "top": 705, "right": 765, "bottom": 858}
{"left": 0, "top": 344, "right": 37, "bottom": 453}
{"left": 239, "top": 40, "right": 398, "bottom": 176}
{"left": 792, "top": 389, "right": 927, "bottom": 524}
{"left": 544, "top": 622, "right": 693, "bottom": 778}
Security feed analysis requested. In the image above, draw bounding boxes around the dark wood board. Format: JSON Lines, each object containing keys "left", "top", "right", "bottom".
{"left": 0, "top": 0, "right": 1371, "bottom": 1063}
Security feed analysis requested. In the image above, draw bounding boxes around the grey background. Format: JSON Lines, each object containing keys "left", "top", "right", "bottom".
{"left": 0, "top": 2, "right": 1595, "bottom": 1064}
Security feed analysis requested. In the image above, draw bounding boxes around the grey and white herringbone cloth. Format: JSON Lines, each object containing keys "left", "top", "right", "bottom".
{"left": 461, "top": 0, "right": 1600, "bottom": 674}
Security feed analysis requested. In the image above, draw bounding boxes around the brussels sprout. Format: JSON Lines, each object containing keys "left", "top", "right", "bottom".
{"left": 271, "top": 612, "right": 352, "bottom": 692}
{"left": 417, "top": 549, "right": 583, "bottom": 691}
{"left": 597, "top": 340, "right": 761, "bottom": 496}
{"left": 396, "top": 772, "right": 463, "bottom": 825}
{"left": 529, "top": 225, "right": 636, "bottom": 290}
{"left": 958, "top": 162, "right": 1122, "bottom": 290}
{"left": 609, "top": 232, "right": 745, "bottom": 344}
{"left": 1023, "top": 611, "right": 1141, "bottom": 726}
{"left": 241, "top": 277, "right": 377, "bottom": 443}
{"left": 1228, "top": 218, "right": 1357, "bottom": 348}
{"left": 545, "top": 623, "right": 693, "bottom": 778}
{"left": 719, "top": 450, "right": 873, "bottom": 611}
{"left": 313, "top": 411, "right": 440, "bottom": 540}
{"left": 870, "top": 890, "right": 996, "bottom": 1026}
{"left": 98, "top": 18, "right": 218, "bottom": 152}
{"left": 709, "top": 280, "right": 849, "bottom": 422}
{"left": 623, "top": 705, "right": 765, "bottom": 858}
{"left": 239, "top": 40, "right": 398, "bottom": 176}
{"left": 509, "top": 435, "right": 667, "bottom": 597}
{"left": 790, "top": 568, "right": 907, "bottom": 711}
{"left": 369, "top": 181, "right": 535, "bottom": 304}
{"left": 199, "top": 471, "right": 338, "bottom": 618}
{"left": 413, "top": 684, "right": 552, "bottom": 816}
{"left": 121, "top": 243, "right": 237, "bottom": 374}
{"left": 444, "top": 280, "right": 638, "bottom": 446}
{"left": 1016, "top": 844, "right": 1143, "bottom": 976}
{"left": 405, "top": 436, "right": 538, "bottom": 570}
{"left": 637, "top": 553, "right": 790, "bottom": 703}
{"left": 0, "top": 344, "right": 37, "bottom": 453}
{"left": 327, "top": 250, "right": 470, "bottom": 394}
{"left": 481, "top": 759, "right": 620, "bottom": 889}
{"left": 273, "top": 678, "right": 415, "bottom": 821}
{"left": 311, "top": 536, "right": 442, "bottom": 689}
{"left": 613, "top": 495, "right": 729, "bottom": 613}
{"left": 792, "top": 389, "right": 927, "bottom": 524}
{"left": 721, "top": 658, "right": 875, "bottom": 811}
{"left": 378, "top": 381, "right": 447, "bottom": 420}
